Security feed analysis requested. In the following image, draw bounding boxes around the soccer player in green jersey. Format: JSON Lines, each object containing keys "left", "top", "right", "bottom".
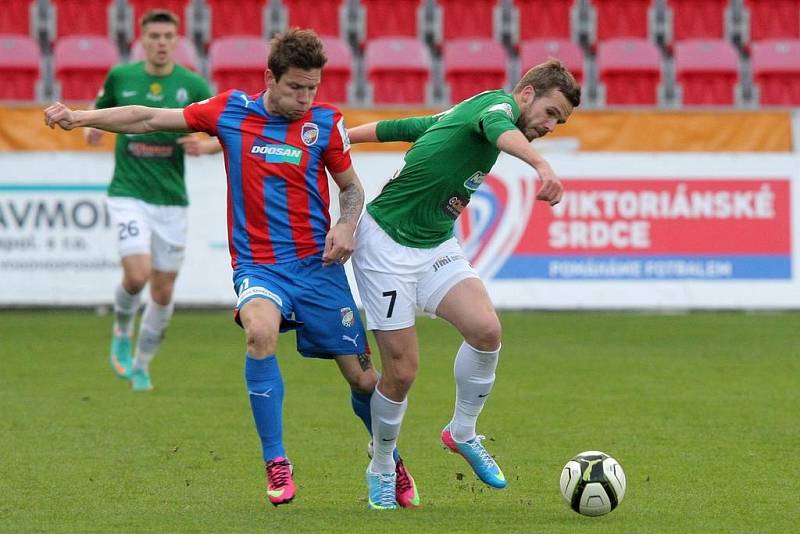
{"left": 348, "top": 59, "right": 581, "bottom": 506}
{"left": 86, "top": 10, "right": 219, "bottom": 391}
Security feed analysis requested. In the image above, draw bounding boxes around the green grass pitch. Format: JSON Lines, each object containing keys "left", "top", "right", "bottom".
{"left": 1, "top": 310, "right": 797, "bottom": 532}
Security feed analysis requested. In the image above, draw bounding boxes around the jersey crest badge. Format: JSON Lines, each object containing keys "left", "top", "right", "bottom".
{"left": 301, "top": 122, "right": 319, "bottom": 146}
{"left": 464, "top": 171, "right": 487, "bottom": 191}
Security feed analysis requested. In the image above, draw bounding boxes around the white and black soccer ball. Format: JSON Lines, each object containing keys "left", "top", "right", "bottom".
{"left": 560, "top": 450, "right": 626, "bottom": 517}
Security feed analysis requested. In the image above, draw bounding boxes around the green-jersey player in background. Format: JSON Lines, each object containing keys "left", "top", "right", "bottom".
{"left": 348, "top": 60, "right": 581, "bottom": 508}
{"left": 87, "top": 9, "right": 220, "bottom": 391}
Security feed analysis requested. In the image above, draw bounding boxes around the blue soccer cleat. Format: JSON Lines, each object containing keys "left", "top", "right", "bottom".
{"left": 366, "top": 468, "right": 398, "bottom": 510}
{"left": 109, "top": 335, "right": 133, "bottom": 379}
{"left": 441, "top": 424, "right": 507, "bottom": 489}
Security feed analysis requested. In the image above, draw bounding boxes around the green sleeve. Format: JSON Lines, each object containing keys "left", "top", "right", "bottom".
{"left": 94, "top": 69, "right": 116, "bottom": 109}
{"left": 376, "top": 115, "right": 438, "bottom": 142}
{"left": 478, "top": 103, "right": 519, "bottom": 146}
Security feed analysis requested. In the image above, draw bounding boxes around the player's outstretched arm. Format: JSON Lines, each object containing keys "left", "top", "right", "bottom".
{"left": 496, "top": 129, "right": 563, "bottom": 205}
{"left": 347, "top": 122, "right": 379, "bottom": 144}
{"left": 44, "top": 102, "right": 192, "bottom": 134}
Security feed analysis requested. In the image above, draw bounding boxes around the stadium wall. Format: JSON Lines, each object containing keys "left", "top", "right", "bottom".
{"left": 1, "top": 109, "right": 799, "bottom": 309}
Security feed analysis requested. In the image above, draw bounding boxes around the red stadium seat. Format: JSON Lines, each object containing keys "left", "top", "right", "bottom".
{"left": 54, "top": 35, "right": 120, "bottom": 101}
{"left": 674, "top": 38, "right": 739, "bottom": 106}
{"left": 281, "top": 0, "right": 347, "bottom": 38}
{"left": 0, "top": 34, "right": 40, "bottom": 101}
{"left": 204, "top": 0, "right": 268, "bottom": 40}
{"left": 512, "top": 0, "right": 577, "bottom": 41}
{"left": 315, "top": 36, "right": 352, "bottom": 104}
{"left": 592, "top": 0, "right": 654, "bottom": 41}
{"left": 208, "top": 36, "right": 266, "bottom": 94}
{"left": 436, "top": 0, "right": 501, "bottom": 40}
{"left": 360, "top": 0, "right": 423, "bottom": 39}
{"left": 49, "top": 0, "right": 116, "bottom": 39}
{"left": 666, "top": 0, "right": 729, "bottom": 42}
{"left": 365, "top": 37, "right": 430, "bottom": 104}
{"left": 744, "top": 0, "right": 800, "bottom": 41}
{"left": 518, "top": 38, "right": 584, "bottom": 85}
{"left": 127, "top": 0, "right": 193, "bottom": 38}
{"left": 0, "top": 1, "right": 36, "bottom": 36}
{"left": 751, "top": 39, "right": 800, "bottom": 105}
{"left": 443, "top": 38, "right": 507, "bottom": 103}
{"left": 597, "top": 37, "right": 661, "bottom": 105}
{"left": 130, "top": 38, "right": 199, "bottom": 71}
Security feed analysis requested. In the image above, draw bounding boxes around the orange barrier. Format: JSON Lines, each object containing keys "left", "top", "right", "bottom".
{"left": 1, "top": 105, "right": 793, "bottom": 152}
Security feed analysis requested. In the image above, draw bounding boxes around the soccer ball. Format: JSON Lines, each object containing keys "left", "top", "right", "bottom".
{"left": 559, "top": 450, "right": 626, "bottom": 516}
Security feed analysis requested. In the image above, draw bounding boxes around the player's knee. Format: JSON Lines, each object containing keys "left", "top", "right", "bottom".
{"left": 123, "top": 274, "right": 148, "bottom": 294}
{"left": 245, "top": 323, "right": 279, "bottom": 356}
{"left": 384, "top": 364, "right": 417, "bottom": 395}
{"left": 466, "top": 317, "right": 502, "bottom": 352}
{"left": 349, "top": 369, "right": 378, "bottom": 394}
{"left": 150, "top": 287, "right": 173, "bottom": 306}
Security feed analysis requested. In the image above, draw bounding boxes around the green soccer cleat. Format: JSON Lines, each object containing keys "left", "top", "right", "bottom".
{"left": 129, "top": 368, "right": 153, "bottom": 391}
{"left": 109, "top": 335, "right": 133, "bottom": 379}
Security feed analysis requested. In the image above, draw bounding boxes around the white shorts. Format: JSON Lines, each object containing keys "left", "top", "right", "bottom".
{"left": 106, "top": 196, "right": 187, "bottom": 272}
{"left": 352, "top": 212, "right": 479, "bottom": 331}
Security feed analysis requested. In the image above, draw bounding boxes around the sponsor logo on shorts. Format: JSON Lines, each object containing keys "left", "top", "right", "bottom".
{"left": 342, "top": 333, "right": 359, "bottom": 347}
{"left": 301, "top": 122, "right": 319, "bottom": 146}
{"left": 237, "top": 286, "right": 283, "bottom": 308}
{"left": 249, "top": 141, "right": 303, "bottom": 164}
{"left": 340, "top": 307, "right": 355, "bottom": 327}
{"left": 432, "top": 254, "right": 465, "bottom": 272}
{"left": 441, "top": 192, "right": 469, "bottom": 219}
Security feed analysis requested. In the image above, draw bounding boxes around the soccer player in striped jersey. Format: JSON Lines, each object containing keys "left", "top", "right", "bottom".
{"left": 347, "top": 60, "right": 581, "bottom": 506}
{"left": 44, "top": 28, "right": 418, "bottom": 509}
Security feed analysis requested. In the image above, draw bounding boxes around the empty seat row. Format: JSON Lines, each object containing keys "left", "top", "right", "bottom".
{"left": 4, "top": 31, "right": 799, "bottom": 107}
{"left": 3, "top": 1, "right": 799, "bottom": 50}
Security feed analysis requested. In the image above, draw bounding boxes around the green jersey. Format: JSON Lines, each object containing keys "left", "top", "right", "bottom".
{"left": 95, "top": 62, "right": 212, "bottom": 206}
{"left": 367, "top": 90, "right": 521, "bottom": 248}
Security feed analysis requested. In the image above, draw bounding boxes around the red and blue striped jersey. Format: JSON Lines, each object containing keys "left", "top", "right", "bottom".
{"left": 183, "top": 89, "right": 353, "bottom": 269}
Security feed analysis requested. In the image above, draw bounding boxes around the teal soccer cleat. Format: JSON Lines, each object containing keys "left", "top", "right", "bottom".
{"left": 441, "top": 424, "right": 507, "bottom": 489}
{"left": 109, "top": 335, "right": 133, "bottom": 379}
{"left": 129, "top": 368, "right": 153, "bottom": 391}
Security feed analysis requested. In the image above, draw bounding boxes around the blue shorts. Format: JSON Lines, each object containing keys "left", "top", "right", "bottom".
{"left": 233, "top": 256, "right": 369, "bottom": 359}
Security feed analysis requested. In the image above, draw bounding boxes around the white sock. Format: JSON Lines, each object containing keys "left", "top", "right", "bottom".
{"left": 369, "top": 385, "right": 407, "bottom": 474}
{"left": 450, "top": 341, "right": 500, "bottom": 442}
{"left": 133, "top": 301, "right": 174, "bottom": 372}
{"left": 113, "top": 284, "right": 141, "bottom": 337}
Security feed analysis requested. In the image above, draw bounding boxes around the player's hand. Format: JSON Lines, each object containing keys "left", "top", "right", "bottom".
{"left": 178, "top": 134, "right": 217, "bottom": 156}
{"left": 84, "top": 128, "right": 103, "bottom": 145}
{"left": 322, "top": 223, "right": 356, "bottom": 267}
{"left": 43, "top": 102, "right": 78, "bottom": 131}
{"left": 535, "top": 162, "right": 564, "bottom": 206}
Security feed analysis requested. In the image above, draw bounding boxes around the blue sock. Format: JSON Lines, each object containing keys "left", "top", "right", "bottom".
{"left": 351, "top": 389, "right": 400, "bottom": 462}
{"left": 245, "top": 354, "right": 285, "bottom": 462}
{"left": 351, "top": 389, "right": 373, "bottom": 434}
